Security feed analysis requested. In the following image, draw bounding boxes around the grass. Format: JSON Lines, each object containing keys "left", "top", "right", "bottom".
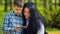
{"left": 46, "top": 27, "right": 60, "bottom": 34}
{"left": 48, "top": 31, "right": 60, "bottom": 34}
{"left": 46, "top": 27, "right": 60, "bottom": 31}
{"left": 47, "top": 28, "right": 60, "bottom": 34}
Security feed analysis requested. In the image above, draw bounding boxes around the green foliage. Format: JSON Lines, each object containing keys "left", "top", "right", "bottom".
{"left": 0, "top": 4, "right": 10, "bottom": 34}
{"left": 37, "top": 1, "right": 60, "bottom": 28}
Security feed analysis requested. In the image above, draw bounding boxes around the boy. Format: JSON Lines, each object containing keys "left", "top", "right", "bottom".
{"left": 2, "top": 0, "right": 23, "bottom": 34}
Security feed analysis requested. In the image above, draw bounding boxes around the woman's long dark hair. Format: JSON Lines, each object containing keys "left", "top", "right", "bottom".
{"left": 22, "top": 2, "right": 46, "bottom": 34}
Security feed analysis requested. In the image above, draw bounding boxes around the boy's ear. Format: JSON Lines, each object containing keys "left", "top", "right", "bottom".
{"left": 12, "top": 5, "right": 16, "bottom": 10}
{"left": 12, "top": 5, "right": 14, "bottom": 9}
{"left": 12, "top": 5, "right": 14, "bottom": 10}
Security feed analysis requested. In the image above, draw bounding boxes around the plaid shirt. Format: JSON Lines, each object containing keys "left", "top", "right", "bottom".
{"left": 2, "top": 11, "right": 23, "bottom": 34}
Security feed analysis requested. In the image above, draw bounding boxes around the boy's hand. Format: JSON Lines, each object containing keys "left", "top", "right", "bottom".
{"left": 15, "top": 26, "right": 22, "bottom": 32}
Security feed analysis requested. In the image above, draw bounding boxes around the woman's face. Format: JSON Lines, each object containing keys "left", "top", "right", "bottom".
{"left": 24, "top": 7, "right": 30, "bottom": 19}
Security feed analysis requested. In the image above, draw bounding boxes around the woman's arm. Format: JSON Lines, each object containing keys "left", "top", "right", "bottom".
{"left": 37, "top": 21, "right": 44, "bottom": 34}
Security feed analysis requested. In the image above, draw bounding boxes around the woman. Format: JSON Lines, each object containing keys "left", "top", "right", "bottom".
{"left": 22, "top": 2, "right": 47, "bottom": 34}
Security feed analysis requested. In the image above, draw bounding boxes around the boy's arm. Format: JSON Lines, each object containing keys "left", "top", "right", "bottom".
{"left": 2, "top": 15, "right": 15, "bottom": 31}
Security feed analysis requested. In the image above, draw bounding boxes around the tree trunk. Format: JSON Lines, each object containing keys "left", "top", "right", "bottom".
{"left": 4, "top": 0, "right": 8, "bottom": 12}
{"left": 35, "top": 0, "right": 37, "bottom": 6}
{"left": 0, "top": 0, "right": 2, "bottom": 4}
{"left": 43, "top": 0, "right": 47, "bottom": 9}
{"left": 55, "top": 0, "right": 57, "bottom": 8}
{"left": 24, "top": 0, "right": 25, "bottom": 4}
{"left": 49, "top": 0, "right": 52, "bottom": 11}
{"left": 43, "top": 0, "right": 48, "bottom": 14}
{"left": 10, "top": 0, "right": 12, "bottom": 10}
{"left": 28, "top": 0, "right": 31, "bottom": 2}
{"left": 59, "top": 0, "right": 60, "bottom": 6}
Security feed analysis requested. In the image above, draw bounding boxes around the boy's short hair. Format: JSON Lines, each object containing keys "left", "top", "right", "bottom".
{"left": 14, "top": 0, "right": 23, "bottom": 7}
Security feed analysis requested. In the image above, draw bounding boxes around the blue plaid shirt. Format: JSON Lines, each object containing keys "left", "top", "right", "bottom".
{"left": 2, "top": 11, "right": 23, "bottom": 34}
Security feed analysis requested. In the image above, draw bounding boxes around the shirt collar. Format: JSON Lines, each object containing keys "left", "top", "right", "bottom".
{"left": 13, "top": 11, "right": 22, "bottom": 17}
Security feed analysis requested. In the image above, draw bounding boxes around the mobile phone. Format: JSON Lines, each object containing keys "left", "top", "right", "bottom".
{"left": 17, "top": 26, "right": 27, "bottom": 29}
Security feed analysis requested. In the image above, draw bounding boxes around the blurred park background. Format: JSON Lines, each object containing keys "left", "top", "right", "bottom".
{"left": 0, "top": 0, "right": 60, "bottom": 34}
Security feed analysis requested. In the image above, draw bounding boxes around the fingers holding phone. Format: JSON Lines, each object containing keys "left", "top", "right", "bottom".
{"left": 15, "top": 24, "right": 22, "bottom": 32}
{"left": 15, "top": 26, "right": 22, "bottom": 32}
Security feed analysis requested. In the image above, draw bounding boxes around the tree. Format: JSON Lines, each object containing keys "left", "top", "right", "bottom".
{"left": 59, "top": 0, "right": 60, "bottom": 6}
{"left": 43, "top": 0, "right": 47, "bottom": 9}
{"left": 9, "top": 0, "right": 12, "bottom": 10}
{"left": 4, "top": 0, "right": 8, "bottom": 12}
{"left": 35, "top": 0, "right": 37, "bottom": 6}
{"left": 55, "top": 0, "right": 57, "bottom": 8}
{"left": 43, "top": 0, "right": 48, "bottom": 15}
{"left": 28, "top": 0, "right": 31, "bottom": 2}
{"left": 0, "top": 0, "right": 2, "bottom": 4}
{"left": 24, "top": 0, "right": 25, "bottom": 3}
{"left": 49, "top": 0, "right": 52, "bottom": 11}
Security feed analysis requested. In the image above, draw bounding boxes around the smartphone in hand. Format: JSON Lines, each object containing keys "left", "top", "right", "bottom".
{"left": 17, "top": 26, "right": 27, "bottom": 29}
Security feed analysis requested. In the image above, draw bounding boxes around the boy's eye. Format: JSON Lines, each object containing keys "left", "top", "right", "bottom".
{"left": 16, "top": 9, "right": 18, "bottom": 10}
{"left": 16, "top": 9, "right": 19, "bottom": 11}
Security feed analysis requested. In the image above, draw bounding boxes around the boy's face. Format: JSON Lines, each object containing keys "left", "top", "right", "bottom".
{"left": 14, "top": 5, "right": 23, "bottom": 15}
